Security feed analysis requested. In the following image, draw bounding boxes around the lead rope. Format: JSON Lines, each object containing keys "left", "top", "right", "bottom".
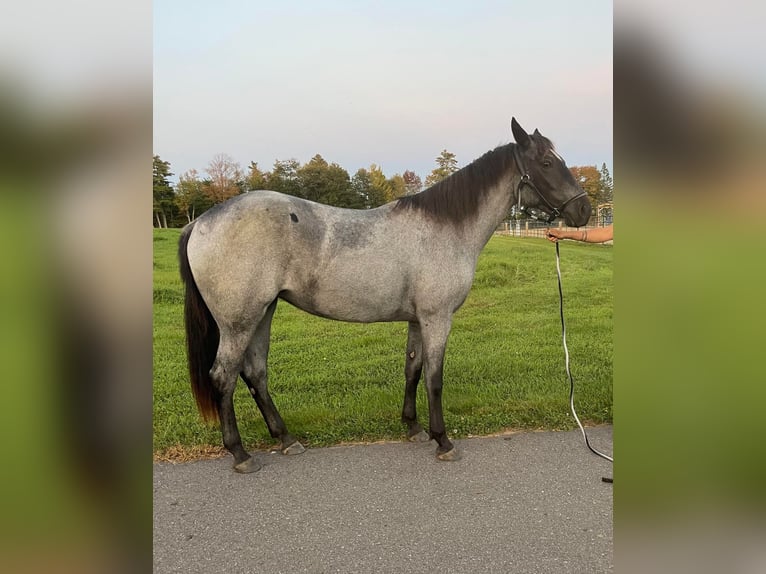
{"left": 555, "top": 241, "right": 614, "bottom": 483}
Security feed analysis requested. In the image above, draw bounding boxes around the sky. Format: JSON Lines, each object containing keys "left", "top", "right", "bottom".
{"left": 154, "top": 1, "right": 612, "bottom": 183}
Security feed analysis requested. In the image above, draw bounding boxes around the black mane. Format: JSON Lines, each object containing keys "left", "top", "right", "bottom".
{"left": 393, "top": 143, "right": 517, "bottom": 223}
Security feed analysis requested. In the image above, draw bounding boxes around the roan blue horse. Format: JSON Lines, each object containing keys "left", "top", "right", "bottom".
{"left": 178, "top": 118, "right": 591, "bottom": 473}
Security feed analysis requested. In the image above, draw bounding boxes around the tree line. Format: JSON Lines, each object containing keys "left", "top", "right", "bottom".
{"left": 153, "top": 150, "right": 612, "bottom": 228}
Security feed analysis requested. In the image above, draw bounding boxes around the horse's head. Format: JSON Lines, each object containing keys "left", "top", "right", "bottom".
{"left": 510, "top": 118, "right": 592, "bottom": 227}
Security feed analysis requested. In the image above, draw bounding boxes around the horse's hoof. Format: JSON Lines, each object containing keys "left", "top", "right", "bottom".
{"left": 233, "top": 456, "right": 262, "bottom": 474}
{"left": 282, "top": 441, "right": 306, "bottom": 456}
{"left": 408, "top": 430, "right": 430, "bottom": 443}
{"left": 436, "top": 447, "right": 460, "bottom": 461}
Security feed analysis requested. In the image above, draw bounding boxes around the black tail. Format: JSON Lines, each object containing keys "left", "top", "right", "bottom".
{"left": 178, "top": 223, "right": 220, "bottom": 423}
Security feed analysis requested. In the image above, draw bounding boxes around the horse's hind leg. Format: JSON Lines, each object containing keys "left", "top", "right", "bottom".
{"left": 212, "top": 328, "right": 262, "bottom": 474}
{"left": 402, "top": 321, "right": 429, "bottom": 442}
{"left": 241, "top": 300, "right": 305, "bottom": 456}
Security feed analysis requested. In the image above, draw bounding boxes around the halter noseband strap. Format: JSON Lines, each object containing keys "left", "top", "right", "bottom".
{"left": 512, "top": 145, "right": 587, "bottom": 224}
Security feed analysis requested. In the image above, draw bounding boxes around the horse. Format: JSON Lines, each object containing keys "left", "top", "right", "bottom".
{"left": 178, "top": 118, "right": 591, "bottom": 473}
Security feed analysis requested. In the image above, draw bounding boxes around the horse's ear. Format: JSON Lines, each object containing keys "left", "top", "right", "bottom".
{"left": 511, "top": 117, "right": 531, "bottom": 149}
{"left": 533, "top": 128, "right": 541, "bottom": 136}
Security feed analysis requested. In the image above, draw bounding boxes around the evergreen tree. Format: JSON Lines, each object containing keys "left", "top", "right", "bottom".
{"left": 599, "top": 163, "right": 613, "bottom": 204}
{"left": 351, "top": 168, "right": 373, "bottom": 208}
{"left": 246, "top": 161, "right": 268, "bottom": 190}
{"left": 424, "top": 150, "right": 458, "bottom": 187}
{"left": 153, "top": 155, "right": 175, "bottom": 228}
{"left": 265, "top": 158, "right": 301, "bottom": 197}
{"left": 297, "top": 154, "right": 359, "bottom": 207}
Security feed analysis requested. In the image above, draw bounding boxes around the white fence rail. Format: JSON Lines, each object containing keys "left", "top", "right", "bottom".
{"left": 495, "top": 216, "right": 612, "bottom": 239}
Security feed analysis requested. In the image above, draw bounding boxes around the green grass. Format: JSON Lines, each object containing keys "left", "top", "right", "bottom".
{"left": 153, "top": 228, "right": 612, "bottom": 456}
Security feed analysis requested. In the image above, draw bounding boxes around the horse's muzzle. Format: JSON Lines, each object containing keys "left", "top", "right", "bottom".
{"left": 564, "top": 196, "right": 592, "bottom": 227}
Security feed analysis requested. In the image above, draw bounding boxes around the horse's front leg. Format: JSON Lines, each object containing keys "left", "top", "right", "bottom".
{"left": 420, "top": 315, "right": 459, "bottom": 461}
{"left": 402, "top": 321, "right": 429, "bottom": 442}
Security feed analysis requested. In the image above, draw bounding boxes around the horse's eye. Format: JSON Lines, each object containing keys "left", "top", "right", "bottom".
{"left": 543, "top": 160, "right": 551, "bottom": 168}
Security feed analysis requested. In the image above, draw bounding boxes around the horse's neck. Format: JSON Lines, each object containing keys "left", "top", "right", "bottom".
{"left": 464, "top": 172, "right": 517, "bottom": 253}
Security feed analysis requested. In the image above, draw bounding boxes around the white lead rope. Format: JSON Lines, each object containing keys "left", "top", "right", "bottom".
{"left": 555, "top": 241, "right": 613, "bottom": 466}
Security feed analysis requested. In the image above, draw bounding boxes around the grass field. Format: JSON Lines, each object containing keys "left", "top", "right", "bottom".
{"left": 153, "top": 228, "right": 612, "bottom": 459}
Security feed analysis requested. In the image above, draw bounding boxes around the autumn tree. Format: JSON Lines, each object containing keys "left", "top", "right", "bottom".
{"left": 387, "top": 173, "right": 406, "bottom": 202}
{"left": 174, "top": 169, "right": 211, "bottom": 223}
{"left": 205, "top": 153, "right": 243, "bottom": 204}
{"left": 569, "top": 165, "right": 603, "bottom": 209}
{"left": 153, "top": 155, "right": 175, "bottom": 228}
{"left": 367, "top": 164, "right": 392, "bottom": 208}
{"left": 424, "top": 149, "right": 459, "bottom": 187}
{"left": 402, "top": 170, "right": 422, "bottom": 195}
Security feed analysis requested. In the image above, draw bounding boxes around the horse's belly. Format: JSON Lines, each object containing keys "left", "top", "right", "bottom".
{"left": 280, "top": 272, "right": 413, "bottom": 323}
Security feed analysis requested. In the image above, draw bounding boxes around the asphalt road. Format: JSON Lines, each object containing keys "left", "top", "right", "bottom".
{"left": 153, "top": 426, "right": 613, "bottom": 573}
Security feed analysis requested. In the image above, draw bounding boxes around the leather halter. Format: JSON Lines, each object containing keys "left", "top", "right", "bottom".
{"left": 513, "top": 144, "right": 587, "bottom": 224}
